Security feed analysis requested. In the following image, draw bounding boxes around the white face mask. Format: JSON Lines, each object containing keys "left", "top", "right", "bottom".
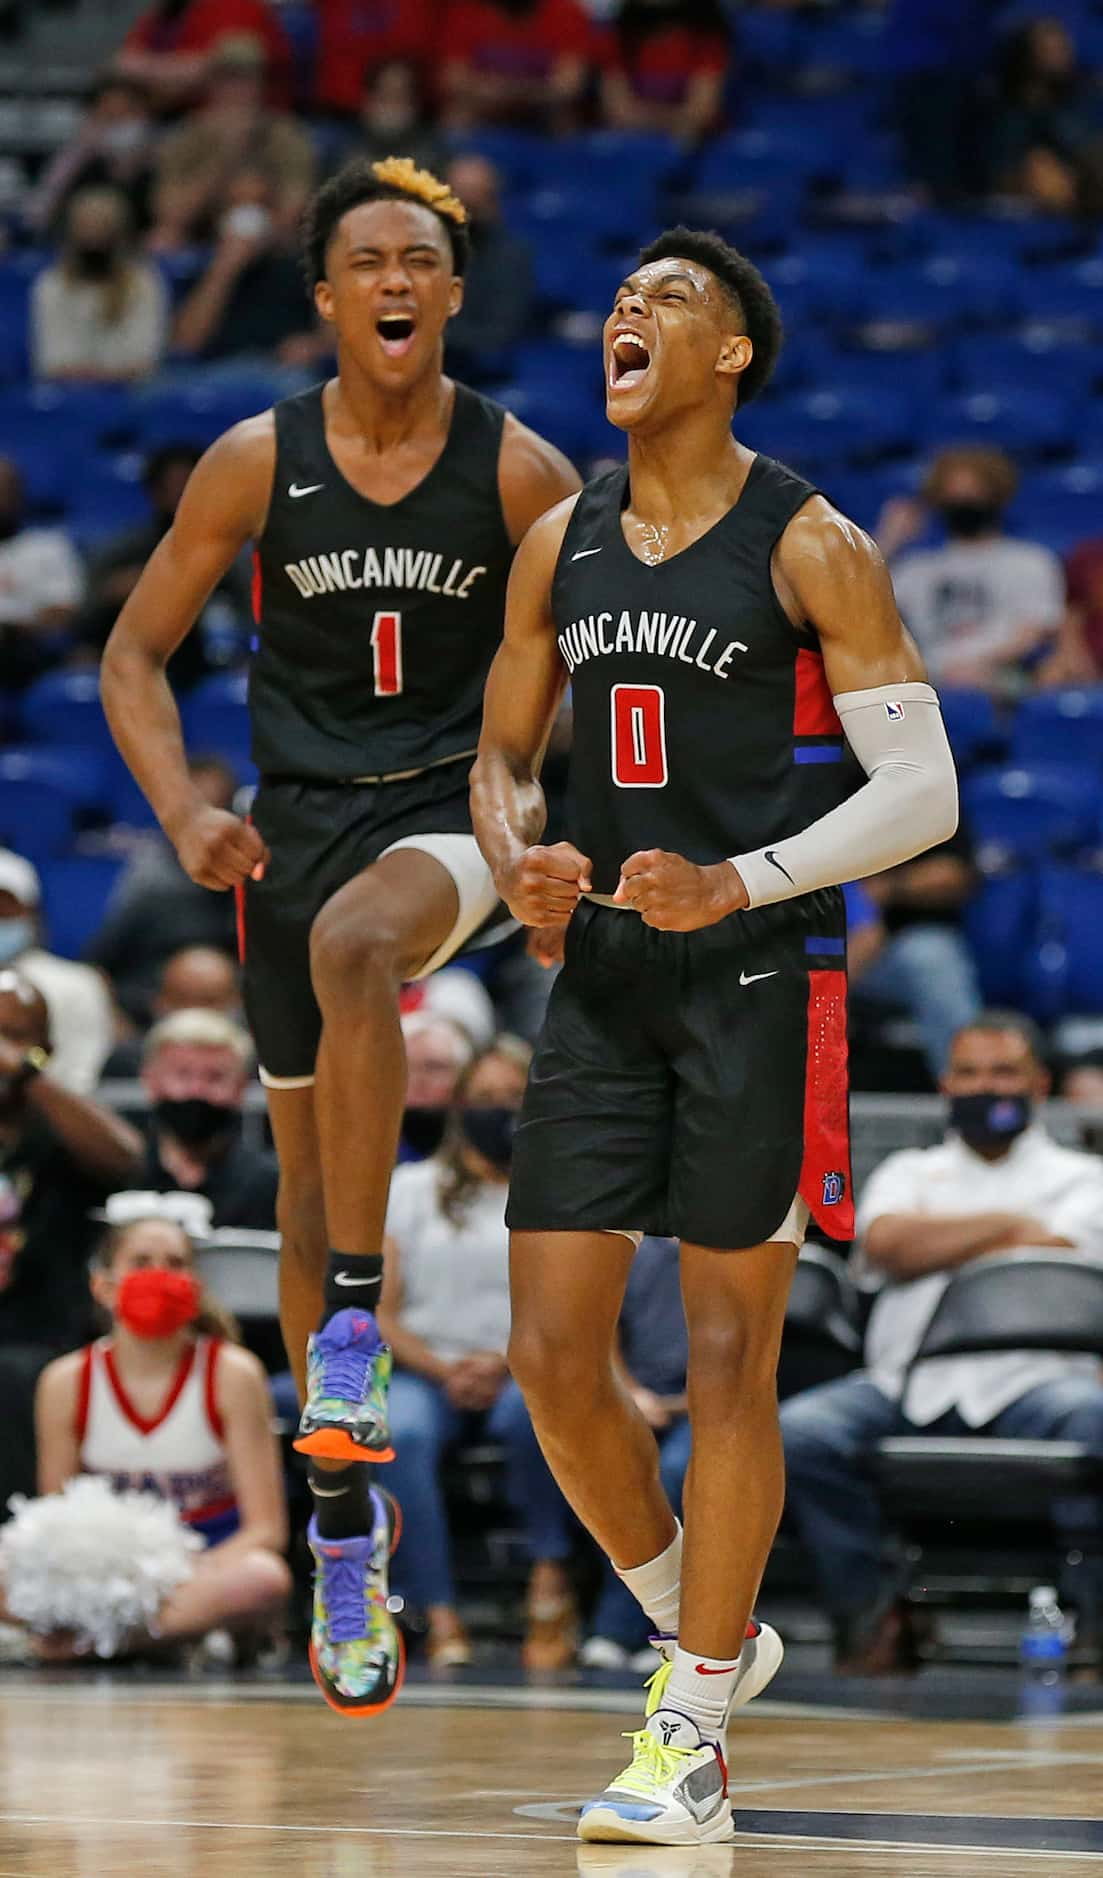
{"left": 221, "top": 202, "right": 272, "bottom": 242}
{"left": 0, "top": 919, "right": 33, "bottom": 965}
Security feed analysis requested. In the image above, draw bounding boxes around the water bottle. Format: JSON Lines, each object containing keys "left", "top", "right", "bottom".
{"left": 1020, "top": 1586, "right": 1070, "bottom": 1685}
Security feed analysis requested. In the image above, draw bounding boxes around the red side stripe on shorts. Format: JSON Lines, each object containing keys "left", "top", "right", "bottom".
{"left": 251, "top": 548, "right": 263, "bottom": 625}
{"left": 798, "top": 967, "right": 855, "bottom": 1240}
{"left": 234, "top": 881, "right": 246, "bottom": 965}
{"left": 794, "top": 646, "right": 843, "bottom": 738}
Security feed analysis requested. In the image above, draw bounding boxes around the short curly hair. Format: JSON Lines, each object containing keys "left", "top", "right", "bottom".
{"left": 636, "top": 225, "right": 783, "bottom": 406}
{"left": 303, "top": 156, "right": 470, "bottom": 291}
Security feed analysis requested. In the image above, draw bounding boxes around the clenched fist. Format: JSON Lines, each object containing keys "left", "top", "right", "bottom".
{"left": 613, "top": 849, "right": 748, "bottom": 931}
{"left": 499, "top": 841, "right": 592, "bottom": 927}
{"left": 174, "top": 806, "right": 270, "bottom": 891}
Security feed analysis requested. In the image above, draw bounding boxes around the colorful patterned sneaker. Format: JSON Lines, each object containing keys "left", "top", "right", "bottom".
{"left": 645, "top": 1619, "right": 784, "bottom": 1718}
{"left": 577, "top": 1711, "right": 733, "bottom": 1846}
{"left": 294, "top": 1307, "right": 394, "bottom": 1462}
{"left": 307, "top": 1484, "right": 405, "bottom": 1717}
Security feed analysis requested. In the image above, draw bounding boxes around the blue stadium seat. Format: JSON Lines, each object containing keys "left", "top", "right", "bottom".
{"left": 1023, "top": 258, "right": 1103, "bottom": 329}
{"left": 952, "top": 332, "right": 1102, "bottom": 403}
{"left": 0, "top": 745, "right": 106, "bottom": 810}
{"left": 1011, "top": 689, "right": 1103, "bottom": 771}
{"left": 857, "top": 258, "right": 1022, "bottom": 330}
{"left": 449, "top": 129, "right": 549, "bottom": 192}
{"left": 0, "top": 769, "right": 78, "bottom": 860}
{"left": 181, "top": 673, "right": 252, "bottom": 769}
{"left": 963, "top": 763, "right": 1101, "bottom": 861}
{"left": 964, "top": 868, "right": 1038, "bottom": 1007}
{"left": 804, "top": 10, "right": 891, "bottom": 79}
{"left": 767, "top": 251, "right": 865, "bottom": 324}
{"left": 1025, "top": 865, "right": 1103, "bottom": 1020}
{"left": 18, "top": 671, "right": 116, "bottom": 751}
{"left": 133, "top": 376, "right": 279, "bottom": 451}
{"left": 67, "top": 462, "right": 153, "bottom": 551}
{"left": 741, "top": 387, "right": 917, "bottom": 468}
{"left": 2, "top": 415, "right": 88, "bottom": 511}
{"left": 38, "top": 854, "right": 125, "bottom": 961}
{"left": 693, "top": 129, "right": 831, "bottom": 194}
{"left": 916, "top": 389, "right": 1076, "bottom": 456}
{"left": 938, "top": 688, "right": 1004, "bottom": 770}
{"left": 1011, "top": 464, "right": 1103, "bottom": 554}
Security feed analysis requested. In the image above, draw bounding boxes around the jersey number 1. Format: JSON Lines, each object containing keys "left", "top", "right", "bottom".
{"left": 611, "top": 683, "right": 668, "bottom": 787}
{"left": 371, "top": 610, "right": 403, "bottom": 696}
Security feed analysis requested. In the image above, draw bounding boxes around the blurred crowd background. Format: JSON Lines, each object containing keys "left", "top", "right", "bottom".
{"left": 0, "top": 0, "right": 1102, "bottom": 1679}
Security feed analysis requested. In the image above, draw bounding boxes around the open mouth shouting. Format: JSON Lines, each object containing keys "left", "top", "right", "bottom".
{"left": 376, "top": 310, "right": 418, "bottom": 359}
{"left": 609, "top": 327, "right": 652, "bottom": 393}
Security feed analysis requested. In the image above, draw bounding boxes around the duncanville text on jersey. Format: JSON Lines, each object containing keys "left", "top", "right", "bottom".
{"left": 282, "top": 544, "right": 488, "bottom": 602}
{"left": 558, "top": 608, "right": 747, "bottom": 680}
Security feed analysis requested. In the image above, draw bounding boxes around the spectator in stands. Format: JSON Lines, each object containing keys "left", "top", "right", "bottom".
{"left": 0, "top": 850, "right": 115, "bottom": 1095}
{"left": 334, "top": 59, "right": 449, "bottom": 177}
{"left": 118, "top": 0, "right": 293, "bottom": 113}
{"left": 845, "top": 827, "right": 981, "bottom": 1082}
{"left": 172, "top": 164, "right": 318, "bottom": 364}
{"left": 102, "top": 946, "right": 242, "bottom": 1079}
{"left": 781, "top": 1013, "right": 1103, "bottom": 1673}
{"left": 580, "top": 1237, "right": 690, "bottom": 1670}
{"left": 379, "top": 1038, "right": 577, "bottom": 1668}
{"left": 31, "top": 185, "right": 168, "bottom": 385}
{"left": 313, "top": 0, "right": 432, "bottom": 121}
{"left": 985, "top": 16, "right": 1103, "bottom": 217}
{"left": 1063, "top": 1051, "right": 1103, "bottom": 1107}
{"left": 398, "top": 1011, "right": 475, "bottom": 1163}
{"left": 1039, "top": 535, "right": 1103, "bottom": 686}
{"left": 445, "top": 154, "right": 534, "bottom": 379}
{"left": 0, "top": 458, "right": 83, "bottom": 689}
{"left": 29, "top": 74, "right": 157, "bottom": 238}
{"left": 0, "top": 971, "right": 142, "bottom": 1513}
{"left": 401, "top": 964, "right": 498, "bottom": 1052}
{"left": 886, "top": 448, "right": 1065, "bottom": 696}
{"left": 441, "top": 0, "right": 594, "bottom": 132}
{"left": 140, "top": 1010, "right": 277, "bottom": 1231}
{"left": 150, "top": 36, "right": 315, "bottom": 254}
{"left": 88, "top": 755, "right": 239, "bottom": 1026}
{"left": 598, "top": 0, "right": 729, "bottom": 142}
{"left": 71, "top": 443, "right": 249, "bottom": 687}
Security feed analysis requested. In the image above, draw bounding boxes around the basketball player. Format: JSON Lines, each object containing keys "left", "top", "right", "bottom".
{"left": 101, "top": 157, "right": 579, "bottom": 1717}
{"left": 471, "top": 226, "right": 958, "bottom": 1844}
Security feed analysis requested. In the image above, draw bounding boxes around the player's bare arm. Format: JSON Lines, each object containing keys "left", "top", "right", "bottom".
{"left": 498, "top": 410, "right": 582, "bottom": 545}
{"left": 471, "top": 495, "right": 593, "bottom": 927}
{"left": 100, "top": 417, "right": 275, "bottom": 891}
{"left": 616, "top": 497, "right": 957, "bottom": 931}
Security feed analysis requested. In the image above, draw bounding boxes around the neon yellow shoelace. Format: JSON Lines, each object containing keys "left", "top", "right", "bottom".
{"left": 612, "top": 1728, "right": 698, "bottom": 1796}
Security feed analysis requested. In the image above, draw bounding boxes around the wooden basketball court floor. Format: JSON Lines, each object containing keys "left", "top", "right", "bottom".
{"left": 2, "top": 1664, "right": 1102, "bottom": 1877}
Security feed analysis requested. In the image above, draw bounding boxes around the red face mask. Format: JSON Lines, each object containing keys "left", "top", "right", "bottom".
{"left": 115, "top": 1267, "right": 202, "bottom": 1339}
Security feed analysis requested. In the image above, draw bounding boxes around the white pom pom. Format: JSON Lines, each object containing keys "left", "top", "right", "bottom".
{"left": 0, "top": 1477, "right": 203, "bottom": 1658}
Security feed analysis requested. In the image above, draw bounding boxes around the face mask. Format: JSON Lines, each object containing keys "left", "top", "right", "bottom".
{"left": 401, "top": 1105, "right": 448, "bottom": 1158}
{"left": 459, "top": 1105, "right": 518, "bottom": 1170}
{"left": 0, "top": 919, "right": 33, "bottom": 964}
{"left": 155, "top": 1095, "right": 238, "bottom": 1149}
{"left": 941, "top": 501, "right": 1001, "bottom": 540}
{"left": 950, "top": 1090, "right": 1032, "bottom": 1152}
{"left": 73, "top": 243, "right": 117, "bottom": 279}
{"left": 115, "top": 1266, "right": 201, "bottom": 1339}
{"left": 221, "top": 202, "right": 272, "bottom": 242}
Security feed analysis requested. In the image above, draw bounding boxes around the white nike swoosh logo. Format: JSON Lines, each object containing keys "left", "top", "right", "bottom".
{"left": 739, "top": 970, "right": 778, "bottom": 986}
{"left": 333, "top": 1271, "right": 377, "bottom": 1287}
{"left": 289, "top": 482, "right": 324, "bottom": 498}
{"left": 571, "top": 547, "right": 602, "bottom": 560}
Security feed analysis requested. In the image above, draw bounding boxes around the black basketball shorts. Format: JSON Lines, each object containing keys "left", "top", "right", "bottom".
{"left": 506, "top": 896, "right": 854, "bottom": 1250}
{"left": 238, "top": 761, "right": 500, "bottom": 1087}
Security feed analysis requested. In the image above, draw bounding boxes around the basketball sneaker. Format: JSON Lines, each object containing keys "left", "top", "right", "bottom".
{"left": 577, "top": 1710, "right": 733, "bottom": 1846}
{"left": 294, "top": 1307, "right": 394, "bottom": 1462}
{"left": 307, "top": 1483, "right": 405, "bottom": 1716}
{"left": 645, "top": 1619, "right": 784, "bottom": 1717}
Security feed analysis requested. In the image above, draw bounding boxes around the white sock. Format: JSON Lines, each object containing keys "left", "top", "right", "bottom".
{"left": 613, "top": 1522, "right": 682, "bottom": 1637}
{"left": 657, "top": 1646, "right": 744, "bottom": 1746}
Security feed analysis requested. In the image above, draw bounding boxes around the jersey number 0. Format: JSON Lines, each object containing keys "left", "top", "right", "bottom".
{"left": 370, "top": 610, "right": 403, "bottom": 696}
{"left": 611, "top": 683, "right": 668, "bottom": 787}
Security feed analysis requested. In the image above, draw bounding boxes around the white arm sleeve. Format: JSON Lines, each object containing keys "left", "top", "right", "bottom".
{"left": 731, "top": 681, "right": 959, "bottom": 910}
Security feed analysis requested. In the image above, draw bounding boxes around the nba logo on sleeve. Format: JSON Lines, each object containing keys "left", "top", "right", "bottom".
{"left": 821, "top": 1170, "right": 846, "bottom": 1207}
{"left": 885, "top": 701, "right": 905, "bottom": 721}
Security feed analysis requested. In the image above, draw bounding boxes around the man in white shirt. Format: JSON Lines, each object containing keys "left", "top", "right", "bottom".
{"left": 889, "top": 447, "right": 1064, "bottom": 694}
{"left": 780, "top": 1012, "right": 1103, "bottom": 1672}
{"left": 0, "top": 850, "right": 115, "bottom": 1094}
{"left": 0, "top": 459, "right": 83, "bottom": 687}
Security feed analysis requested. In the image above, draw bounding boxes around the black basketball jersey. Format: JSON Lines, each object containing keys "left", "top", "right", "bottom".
{"left": 250, "top": 381, "right": 513, "bottom": 781}
{"left": 554, "top": 455, "right": 859, "bottom": 900}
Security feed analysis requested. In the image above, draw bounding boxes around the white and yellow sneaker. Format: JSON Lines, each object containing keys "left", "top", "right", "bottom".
{"left": 644, "top": 1619, "right": 784, "bottom": 1724}
{"left": 577, "top": 1712, "right": 733, "bottom": 1846}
